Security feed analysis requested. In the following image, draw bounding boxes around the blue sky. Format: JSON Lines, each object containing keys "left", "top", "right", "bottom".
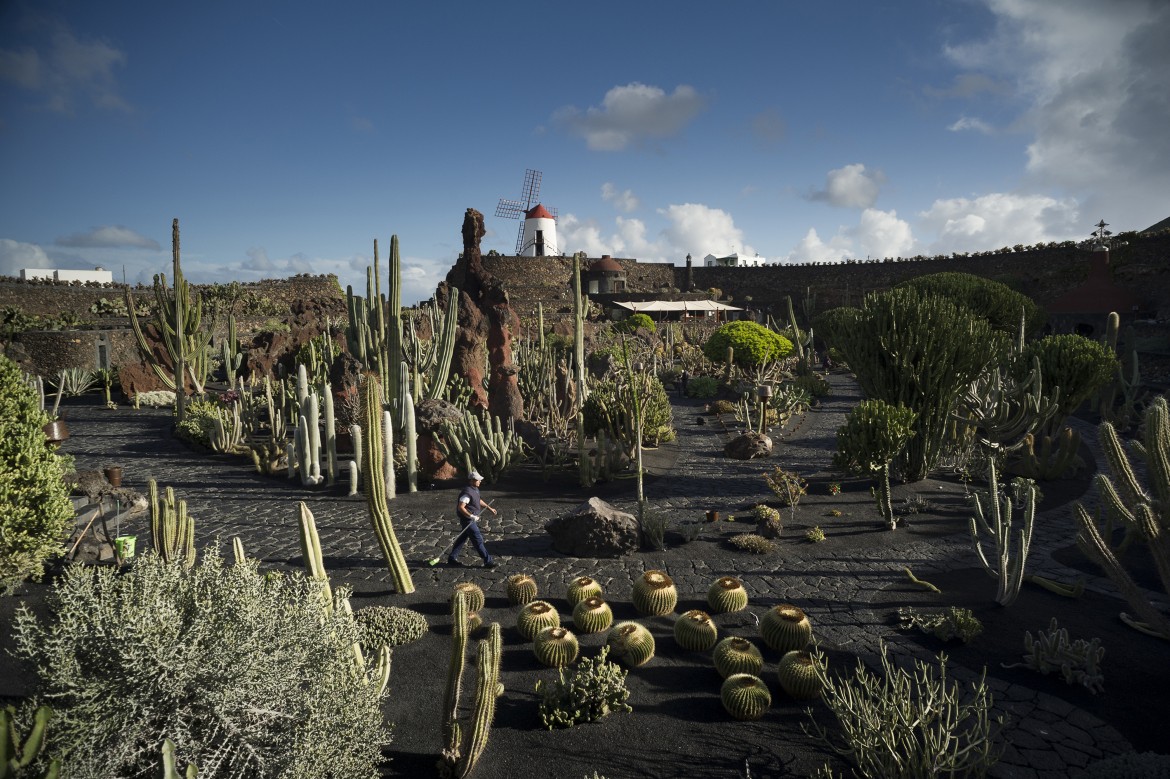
{"left": 2, "top": 0, "right": 1167, "bottom": 306}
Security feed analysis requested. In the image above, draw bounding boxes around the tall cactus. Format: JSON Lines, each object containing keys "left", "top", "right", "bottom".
{"left": 149, "top": 479, "right": 195, "bottom": 567}
{"left": 298, "top": 501, "right": 333, "bottom": 612}
{"left": 322, "top": 379, "right": 337, "bottom": 485}
{"left": 403, "top": 390, "right": 418, "bottom": 492}
{"left": 571, "top": 251, "right": 588, "bottom": 403}
{"left": 440, "top": 589, "right": 503, "bottom": 779}
{"left": 970, "top": 459, "right": 1037, "bottom": 606}
{"left": 1074, "top": 398, "right": 1170, "bottom": 639}
{"left": 361, "top": 373, "right": 414, "bottom": 593}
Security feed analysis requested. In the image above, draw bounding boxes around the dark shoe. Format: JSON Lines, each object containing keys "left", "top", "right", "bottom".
{"left": 484, "top": 560, "right": 499, "bottom": 569}
{"left": 447, "top": 558, "right": 465, "bottom": 567}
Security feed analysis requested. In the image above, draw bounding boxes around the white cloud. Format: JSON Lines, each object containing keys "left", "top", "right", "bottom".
{"left": 56, "top": 225, "right": 159, "bottom": 249}
{"left": 944, "top": 0, "right": 1170, "bottom": 229}
{"left": 948, "top": 116, "right": 994, "bottom": 134}
{"left": 552, "top": 82, "right": 707, "bottom": 151}
{"left": 658, "top": 203, "right": 753, "bottom": 261}
{"left": 787, "top": 228, "right": 853, "bottom": 263}
{"left": 558, "top": 201, "right": 754, "bottom": 264}
{"left": 783, "top": 209, "right": 916, "bottom": 263}
{"left": 0, "top": 238, "right": 52, "bottom": 276}
{"left": 918, "top": 192, "right": 1080, "bottom": 254}
{"left": 601, "top": 183, "right": 639, "bottom": 213}
{"left": 809, "top": 163, "right": 886, "bottom": 209}
{"left": 242, "top": 247, "right": 274, "bottom": 271}
{"left": 0, "top": 21, "right": 129, "bottom": 114}
{"left": 285, "top": 253, "right": 313, "bottom": 274}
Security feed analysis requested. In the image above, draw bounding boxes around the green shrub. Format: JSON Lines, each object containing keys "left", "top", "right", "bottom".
{"left": 0, "top": 353, "right": 73, "bottom": 593}
{"left": 728, "top": 534, "right": 775, "bottom": 554}
{"left": 1014, "top": 334, "right": 1118, "bottom": 432}
{"left": 763, "top": 467, "right": 808, "bottom": 507}
{"left": 898, "top": 272, "right": 1046, "bottom": 335}
{"left": 709, "top": 399, "right": 737, "bottom": 415}
{"left": 535, "top": 646, "right": 632, "bottom": 729}
{"left": 703, "top": 321, "right": 794, "bottom": 370}
{"left": 173, "top": 398, "right": 222, "bottom": 447}
{"left": 581, "top": 374, "right": 674, "bottom": 448}
{"left": 899, "top": 606, "right": 984, "bottom": 643}
{"left": 685, "top": 375, "right": 719, "bottom": 398}
{"left": 618, "top": 313, "right": 656, "bottom": 334}
{"left": 13, "top": 550, "right": 390, "bottom": 778}
{"left": 788, "top": 372, "right": 830, "bottom": 399}
{"left": 833, "top": 400, "right": 918, "bottom": 475}
{"left": 355, "top": 605, "right": 429, "bottom": 649}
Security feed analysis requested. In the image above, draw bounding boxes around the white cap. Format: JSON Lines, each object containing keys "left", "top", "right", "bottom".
{"left": 469, "top": 470, "right": 484, "bottom": 481}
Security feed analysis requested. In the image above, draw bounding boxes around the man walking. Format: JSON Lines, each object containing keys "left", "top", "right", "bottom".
{"left": 448, "top": 470, "right": 499, "bottom": 568}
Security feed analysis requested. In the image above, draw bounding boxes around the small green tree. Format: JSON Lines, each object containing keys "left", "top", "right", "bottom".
{"left": 702, "top": 321, "right": 793, "bottom": 373}
{"left": 898, "top": 272, "right": 1046, "bottom": 335}
{"left": 1014, "top": 334, "right": 1118, "bottom": 435}
{"left": 833, "top": 400, "right": 917, "bottom": 529}
{"left": 618, "top": 313, "right": 656, "bottom": 334}
{"left": 0, "top": 353, "right": 73, "bottom": 593}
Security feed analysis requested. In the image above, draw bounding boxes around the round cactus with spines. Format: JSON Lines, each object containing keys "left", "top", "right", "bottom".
{"left": 517, "top": 600, "right": 560, "bottom": 640}
{"left": 566, "top": 576, "right": 603, "bottom": 606}
{"left": 674, "top": 609, "right": 719, "bottom": 652}
{"left": 632, "top": 570, "right": 678, "bottom": 616}
{"left": 777, "top": 650, "right": 822, "bottom": 700}
{"left": 760, "top": 604, "right": 812, "bottom": 653}
{"left": 467, "top": 611, "right": 483, "bottom": 632}
{"left": 707, "top": 576, "right": 749, "bottom": 613}
{"left": 573, "top": 597, "right": 614, "bottom": 634}
{"left": 712, "top": 636, "right": 764, "bottom": 679}
{"left": 451, "top": 581, "right": 485, "bottom": 614}
{"left": 506, "top": 573, "right": 538, "bottom": 606}
{"left": 606, "top": 621, "right": 656, "bottom": 667}
{"left": 534, "top": 626, "right": 580, "bottom": 667}
{"left": 721, "top": 674, "right": 772, "bottom": 721}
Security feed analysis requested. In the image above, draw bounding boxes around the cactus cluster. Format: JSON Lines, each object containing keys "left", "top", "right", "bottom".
{"left": 707, "top": 576, "right": 749, "bottom": 613}
{"left": 440, "top": 589, "right": 502, "bottom": 779}
{"left": 712, "top": 636, "right": 763, "bottom": 679}
{"left": 606, "top": 621, "right": 656, "bottom": 667}
{"left": 970, "top": 458, "right": 1037, "bottom": 606}
{"left": 360, "top": 373, "right": 414, "bottom": 594}
{"left": 535, "top": 646, "right": 631, "bottom": 730}
{"left": 572, "top": 597, "right": 614, "bottom": 634}
{"left": 148, "top": 479, "right": 195, "bottom": 567}
{"left": 632, "top": 570, "right": 678, "bottom": 616}
{"left": 833, "top": 399, "right": 917, "bottom": 528}
{"left": 761, "top": 604, "right": 812, "bottom": 653}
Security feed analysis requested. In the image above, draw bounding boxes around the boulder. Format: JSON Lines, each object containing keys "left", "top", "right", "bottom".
{"left": 545, "top": 497, "right": 640, "bottom": 558}
{"left": 723, "top": 431, "right": 773, "bottom": 460}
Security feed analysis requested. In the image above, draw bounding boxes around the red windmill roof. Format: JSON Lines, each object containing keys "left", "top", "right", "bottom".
{"left": 525, "top": 204, "right": 555, "bottom": 220}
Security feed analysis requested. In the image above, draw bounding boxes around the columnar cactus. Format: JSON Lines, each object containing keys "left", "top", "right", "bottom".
{"left": 322, "top": 379, "right": 337, "bottom": 485}
{"left": 361, "top": 373, "right": 414, "bottom": 593}
{"left": 451, "top": 582, "right": 485, "bottom": 614}
{"left": 0, "top": 704, "right": 55, "bottom": 776}
{"left": 506, "top": 574, "right": 538, "bottom": 606}
{"left": 970, "top": 458, "right": 1036, "bottom": 606}
{"left": 149, "top": 479, "right": 194, "bottom": 567}
{"left": 534, "top": 626, "right": 579, "bottom": 667}
{"left": 632, "top": 570, "right": 678, "bottom": 616}
{"left": 297, "top": 501, "right": 333, "bottom": 612}
{"left": 712, "top": 636, "right": 764, "bottom": 679}
{"left": 707, "top": 576, "right": 749, "bottom": 613}
{"left": 566, "top": 576, "right": 603, "bottom": 606}
{"left": 441, "top": 592, "right": 470, "bottom": 743}
{"left": 721, "top": 674, "right": 771, "bottom": 721}
{"left": 517, "top": 601, "right": 560, "bottom": 640}
{"left": 674, "top": 609, "right": 719, "bottom": 651}
{"left": 761, "top": 604, "right": 812, "bottom": 653}
{"left": 572, "top": 251, "right": 588, "bottom": 403}
{"left": 572, "top": 597, "right": 614, "bottom": 634}
{"left": 440, "top": 587, "right": 503, "bottom": 779}
{"left": 403, "top": 390, "right": 418, "bottom": 492}
{"left": 606, "top": 621, "right": 656, "bottom": 667}
{"left": 777, "top": 650, "right": 822, "bottom": 700}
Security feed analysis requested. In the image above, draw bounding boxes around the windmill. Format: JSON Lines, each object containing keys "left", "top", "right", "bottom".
{"left": 495, "top": 168, "right": 559, "bottom": 255}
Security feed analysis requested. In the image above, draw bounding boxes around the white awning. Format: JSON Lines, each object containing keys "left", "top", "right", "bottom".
{"left": 613, "top": 300, "right": 743, "bottom": 313}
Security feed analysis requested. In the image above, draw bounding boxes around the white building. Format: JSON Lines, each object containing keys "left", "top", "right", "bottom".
{"left": 19, "top": 267, "right": 114, "bottom": 283}
{"left": 703, "top": 252, "right": 766, "bottom": 267}
{"left": 519, "top": 204, "right": 558, "bottom": 257}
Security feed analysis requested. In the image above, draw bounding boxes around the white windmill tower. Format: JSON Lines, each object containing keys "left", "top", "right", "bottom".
{"left": 495, "top": 168, "right": 559, "bottom": 256}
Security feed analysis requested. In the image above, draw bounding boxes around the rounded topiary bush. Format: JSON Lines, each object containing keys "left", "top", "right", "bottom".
{"left": 13, "top": 549, "right": 390, "bottom": 777}
{"left": 619, "top": 312, "right": 656, "bottom": 334}
{"left": 702, "top": 321, "right": 794, "bottom": 370}
{"left": 720, "top": 674, "right": 771, "bottom": 721}
{"left": 518, "top": 600, "right": 560, "bottom": 640}
{"left": 606, "top": 621, "right": 656, "bottom": 667}
{"left": 0, "top": 353, "right": 73, "bottom": 593}
{"left": 712, "top": 637, "right": 763, "bottom": 679}
{"left": 674, "top": 609, "right": 718, "bottom": 651}
{"left": 354, "top": 605, "right": 428, "bottom": 649}
{"left": 632, "top": 570, "right": 677, "bottom": 616}
{"left": 707, "top": 576, "right": 750, "bottom": 613}
{"left": 761, "top": 604, "right": 812, "bottom": 652}
{"left": 573, "top": 596, "right": 613, "bottom": 634}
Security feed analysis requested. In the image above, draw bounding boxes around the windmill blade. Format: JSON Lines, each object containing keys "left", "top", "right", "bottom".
{"left": 495, "top": 198, "right": 525, "bottom": 219}
{"left": 521, "top": 168, "right": 542, "bottom": 208}
{"left": 514, "top": 222, "right": 525, "bottom": 254}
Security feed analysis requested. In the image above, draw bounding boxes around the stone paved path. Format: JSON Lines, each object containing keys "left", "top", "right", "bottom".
{"left": 55, "top": 374, "right": 1145, "bottom": 777}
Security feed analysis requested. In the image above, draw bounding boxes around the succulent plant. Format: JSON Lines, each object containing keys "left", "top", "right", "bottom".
{"left": 632, "top": 570, "right": 678, "bottom": 616}
{"left": 777, "top": 650, "right": 822, "bottom": 700}
{"left": 534, "top": 626, "right": 580, "bottom": 668}
{"left": 606, "top": 621, "right": 656, "bottom": 667}
{"left": 707, "top": 576, "right": 749, "bottom": 613}
{"left": 506, "top": 574, "right": 539, "bottom": 606}
{"left": 467, "top": 611, "right": 483, "bottom": 632}
{"left": 721, "top": 673, "right": 772, "bottom": 721}
{"left": 712, "top": 636, "right": 764, "bottom": 679}
{"left": 573, "top": 597, "right": 614, "bottom": 634}
{"left": 566, "top": 576, "right": 603, "bottom": 606}
{"left": 451, "top": 581, "right": 485, "bottom": 614}
{"left": 674, "top": 609, "right": 719, "bottom": 652}
{"left": 761, "top": 604, "right": 812, "bottom": 653}
{"left": 518, "top": 600, "right": 561, "bottom": 640}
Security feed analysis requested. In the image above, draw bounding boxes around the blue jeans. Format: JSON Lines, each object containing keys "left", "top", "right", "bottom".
{"left": 449, "top": 517, "right": 492, "bottom": 563}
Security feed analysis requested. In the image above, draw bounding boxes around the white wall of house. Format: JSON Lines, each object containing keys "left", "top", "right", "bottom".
{"left": 19, "top": 267, "right": 114, "bottom": 283}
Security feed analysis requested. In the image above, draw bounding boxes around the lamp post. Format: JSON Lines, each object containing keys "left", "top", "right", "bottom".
{"left": 756, "top": 385, "right": 773, "bottom": 436}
